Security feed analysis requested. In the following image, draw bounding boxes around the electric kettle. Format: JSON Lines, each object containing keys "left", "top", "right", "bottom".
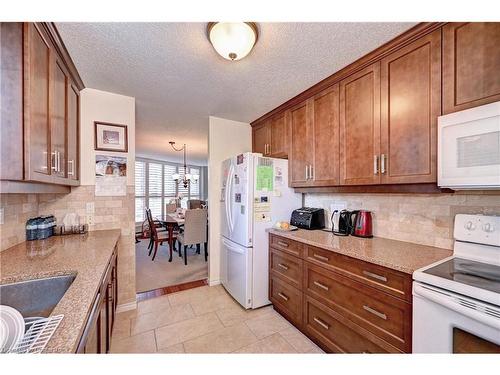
{"left": 332, "top": 209, "right": 351, "bottom": 236}
{"left": 350, "top": 210, "right": 373, "bottom": 238}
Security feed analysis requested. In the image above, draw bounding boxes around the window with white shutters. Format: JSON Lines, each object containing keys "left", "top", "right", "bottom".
{"left": 134, "top": 158, "right": 205, "bottom": 223}
{"left": 135, "top": 161, "right": 146, "bottom": 222}
{"left": 164, "top": 164, "right": 178, "bottom": 200}
{"left": 190, "top": 167, "right": 200, "bottom": 199}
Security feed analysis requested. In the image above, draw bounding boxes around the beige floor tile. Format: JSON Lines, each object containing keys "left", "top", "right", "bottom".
{"left": 155, "top": 312, "right": 224, "bottom": 349}
{"left": 137, "top": 294, "right": 171, "bottom": 316}
{"left": 168, "top": 285, "right": 224, "bottom": 307}
{"left": 216, "top": 304, "right": 274, "bottom": 327}
{"left": 234, "top": 333, "right": 296, "bottom": 353}
{"left": 131, "top": 303, "right": 195, "bottom": 335}
{"left": 307, "top": 345, "right": 325, "bottom": 353}
{"left": 112, "top": 317, "right": 131, "bottom": 340}
{"left": 183, "top": 323, "right": 258, "bottom": 353}
{"left": 244, "top": 310, "right": 292, "bottom": 339}
{"left": 190, "top": 292, "right": 239, "bottom": 316}
{"left": 157, "top": 343, "right": 185, "bottom": 353}
{"left": 279, "top": 327, "right": 323, "bottom": 353}
{"left": 116, "top": 308, "right": 138, "bottom": 320}
{"left": 110, "top": 330, "right": 157, "bottom": 353}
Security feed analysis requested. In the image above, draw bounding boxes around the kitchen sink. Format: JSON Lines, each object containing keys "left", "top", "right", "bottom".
{"left": 0, "top": 274, "right": 76, "bottom": 318}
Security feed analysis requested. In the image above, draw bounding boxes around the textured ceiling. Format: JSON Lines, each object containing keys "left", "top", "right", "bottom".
{"left": 56, "top": 22, "right": 416, "bottom": 165}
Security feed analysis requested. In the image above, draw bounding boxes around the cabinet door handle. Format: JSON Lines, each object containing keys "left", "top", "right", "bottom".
{"left": 277, "top": 263, "right": 289, "bottom": 271}
{"left": 68, "top": 160, "right": 74, "bottom": 176}
{"left": 362, "top": 270, "right": 388, "bottom": 283}
{"left": 313, "top": 253, "right": 329, "bottom": 262}
{"left": 51, "top": 151, "right": 57, "bottom": 171}
{"left": 313, "top": 281, "right": 329, "bottom": 291}
{"left": 57, "top": 151, "right": 61, "bottom": 173}
{"left": 363, "top": 305, "right": 387, "bottom": 320}
{"left": 309, "top": 165, "right": 314, "bottom": 180}
{"left": 373, "top": 155, "right": 379, "bottom": 175}
{"left": 313, "top": 317, "right": 330, "bottom": 330}
{"left": 278, "top": 292, "right": 289, "bottom": 301}
{"left": 268, "top": 144, "right": 271, "bottom": 155}
{"left": 277, "top": 241, "right": 289, "bottom": 248}
{"left": 305, "top": 165, "right": 309, "bottom": 180}
{"left": 381, "top": 154, "right": 386, "bottom": 174}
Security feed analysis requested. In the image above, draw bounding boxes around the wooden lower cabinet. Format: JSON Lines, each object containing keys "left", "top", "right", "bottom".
{"left": 269, "top": 233, "right": 412, "bottom": 353}
{"left": 77, "top": 246, "right": 118, "bottom": 353}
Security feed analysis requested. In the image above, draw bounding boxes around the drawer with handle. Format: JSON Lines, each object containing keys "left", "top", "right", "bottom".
{"left": 304, "top": 296, "right": 397, "bottom": 353}
{"left": 304, "top": 245, "right": 412, "bottom": 302}
{"left": 269, "top": 234, "right": 304, "bottom": 258}
{"left": 269, "top": 275, "right": 303, "bottom": 327}
{"left": 303, "top": 262, "right": 411, "bottom": 352}
{"left": 270, "top": 248, "right": 303, "bottom": 289}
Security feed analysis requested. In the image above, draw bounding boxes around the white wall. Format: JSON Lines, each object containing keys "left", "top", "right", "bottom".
{"left": 208, "top": 116, "right": 251, "bottom": 285}
{"left": 80, "top": 88, "right": 136, "bottom": 185}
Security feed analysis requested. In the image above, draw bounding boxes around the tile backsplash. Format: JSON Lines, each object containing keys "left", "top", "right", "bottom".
{"left": 0, "top": 186, "right": 136, "bottom": 306}
{"left": 305, "top": 192, "right": 500, "bottom": 249}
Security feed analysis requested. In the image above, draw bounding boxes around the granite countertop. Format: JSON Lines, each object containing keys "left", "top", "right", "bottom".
{"left": 268, "top": 228, "right": 452, "bottom": 274}
{"left": 0, "top": 230, "right": 121, "bottom": 353}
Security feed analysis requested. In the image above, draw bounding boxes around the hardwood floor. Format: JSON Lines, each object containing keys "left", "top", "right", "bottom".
{"left": 136, "top": 279, "right": 208, "bottom": 302}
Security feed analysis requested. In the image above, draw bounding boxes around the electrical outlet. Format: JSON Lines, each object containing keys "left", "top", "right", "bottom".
{"left": 86, "top": 214, "right": 94, "bottom": 226}
{"left": 330, "top": 201, "right": 347, "bottom": 214}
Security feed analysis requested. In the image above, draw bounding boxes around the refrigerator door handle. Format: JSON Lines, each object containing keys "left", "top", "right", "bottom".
{"left": 226, "top": 165, "right": 235, "bottom": 233}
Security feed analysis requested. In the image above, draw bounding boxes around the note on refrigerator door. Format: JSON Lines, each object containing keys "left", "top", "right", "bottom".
{"left": 256, "top": 165, "right": 273, "bottom": 191}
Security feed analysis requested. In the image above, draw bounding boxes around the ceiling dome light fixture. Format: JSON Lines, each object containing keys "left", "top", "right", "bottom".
{"left": 207, "top": 22, "right": 258, "bottom": 61}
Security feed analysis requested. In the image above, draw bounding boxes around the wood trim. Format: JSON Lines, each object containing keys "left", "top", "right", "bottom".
{"left": 250, "top": 22, "right": 446, "bottom": 127}
{"left": 294, "top": 183, "right": 454, "bottom": 194}
{"left": 136, "top": 278, "right": 208, "bottom": 302}
{"left": 42, "top": 23, "right": 85, "bottom": 90}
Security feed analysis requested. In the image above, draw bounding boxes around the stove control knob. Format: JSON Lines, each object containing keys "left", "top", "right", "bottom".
{"left": 464, "top": 221, "right": 476, "bottom": 231}
{"left": 482, "top": 223, "right": 494, "bottom": 233}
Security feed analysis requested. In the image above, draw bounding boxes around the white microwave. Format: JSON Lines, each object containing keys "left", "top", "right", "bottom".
{"left": 438, "top": 101, "right": 500, "bottom": 189}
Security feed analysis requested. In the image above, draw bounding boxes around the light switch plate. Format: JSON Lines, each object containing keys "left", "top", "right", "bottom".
{"left": 86, "top": 202, "right": 95, "bottom": 214}
{"left": 0, "top": 208, "right": 4, "bottom": 225}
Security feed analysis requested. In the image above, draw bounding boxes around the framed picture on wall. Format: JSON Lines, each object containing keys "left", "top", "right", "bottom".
{"left": 94, "top": 121, "right": 128, "bottom": 152}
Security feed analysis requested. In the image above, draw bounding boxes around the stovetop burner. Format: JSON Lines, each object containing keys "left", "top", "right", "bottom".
{"left": 423, "top": 257, "right": 500, "bottom": 294}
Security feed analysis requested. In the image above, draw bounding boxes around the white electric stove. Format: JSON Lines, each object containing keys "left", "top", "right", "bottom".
{"left": 413, "top": 214, "right": 500, "bottom": 353}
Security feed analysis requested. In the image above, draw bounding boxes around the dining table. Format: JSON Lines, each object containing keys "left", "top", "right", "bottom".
{"left": 158, "top": 213, "right": 185, "bottom": 262}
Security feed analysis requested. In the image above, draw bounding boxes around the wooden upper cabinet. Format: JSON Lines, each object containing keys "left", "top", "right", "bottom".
{"left": 269, "top": 112, "right": 287, "bottom": 158}
{"left": 443, "top": 22, "right": 500, "bottom": 114}
{"left": 340, "top": 63, "right": 381, "bottom": 185}
{"left": 311, "top": 85, "right": 340, "bottom": 186}
{"left": 253, "top": 122, "right": 270, "bottom": 156}
{"left": 24, "top": 23, "right": 52, "bottom": 183}
{"left": 289, "top": 100, "right": 313, "bottom": 187}
{"left": 380, "top": 29, "right": 441, "bottom": 184}
{"left": 67, "top": 83, "right": 80, "bottom": 181}
{"left": 51, "top": 58, "right": 68, "bottom": 179}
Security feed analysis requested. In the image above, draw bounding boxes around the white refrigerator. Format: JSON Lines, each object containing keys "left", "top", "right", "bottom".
{"left": 220, "top": 152, "right": 301, "bottom": 309}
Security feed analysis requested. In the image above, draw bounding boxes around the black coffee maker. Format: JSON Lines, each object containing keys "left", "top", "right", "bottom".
{"left": 331, "top": 209, "right": 351, "bottom": 236}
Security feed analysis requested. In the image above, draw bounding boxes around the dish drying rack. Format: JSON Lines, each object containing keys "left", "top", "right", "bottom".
{"left": 8, "top": 315, "right": 63, "bottom": 354}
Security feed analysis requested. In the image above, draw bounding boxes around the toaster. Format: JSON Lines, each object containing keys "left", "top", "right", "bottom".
{"left": 290, "top": 207, "right": 325, "bottom": 230}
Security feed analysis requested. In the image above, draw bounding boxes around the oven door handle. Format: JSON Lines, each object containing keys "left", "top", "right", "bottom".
{"left": 414, "top": 283, "right": 500, "bottom": 330}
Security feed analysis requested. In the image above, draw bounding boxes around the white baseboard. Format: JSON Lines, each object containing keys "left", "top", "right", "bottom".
{"left": 208, "top": 278, "right": 221, "bottom": 286}
{"left": 116, "top": 300, "right": 137, "bottom": 313}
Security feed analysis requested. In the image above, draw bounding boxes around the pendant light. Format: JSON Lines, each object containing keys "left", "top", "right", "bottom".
{"left": 207, "top": 22, "right": 258, "bottom": 61}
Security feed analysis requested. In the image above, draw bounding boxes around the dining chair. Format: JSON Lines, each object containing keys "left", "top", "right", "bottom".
{"left": 145, "top": 208, "right": 175, "bottom": 261}
{"left": 176, "top": 209, "right": 208, "bottom": 265}
{"left": 145, "top": 208, "right": 166, "bottom": 252}
{"left": 165, "top": 203, "right": 177, "bottom": 214}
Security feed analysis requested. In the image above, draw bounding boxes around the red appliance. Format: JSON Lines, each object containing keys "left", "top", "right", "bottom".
{"left": 350, "top": 210, "right": 373, "bottom": 238}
